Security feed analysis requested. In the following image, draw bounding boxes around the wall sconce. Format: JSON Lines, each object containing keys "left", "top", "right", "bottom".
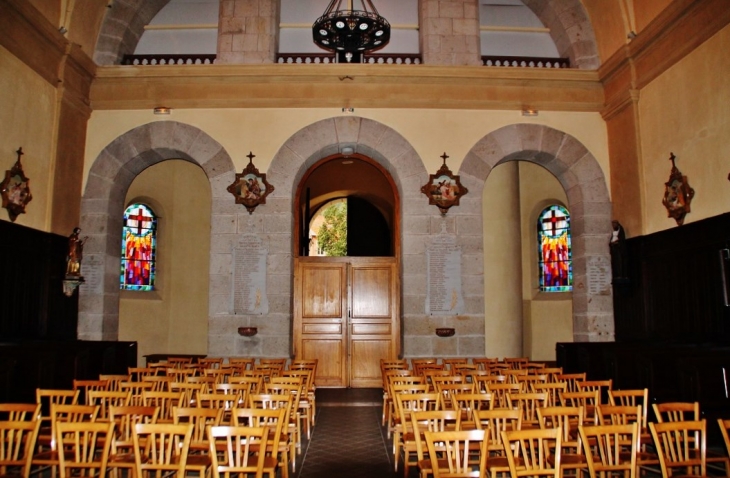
{"left": 153, "top": 106, "right": 172, "bottom": 115}
{"left": 521, "top": 108, "right": 539, "bottom": 117}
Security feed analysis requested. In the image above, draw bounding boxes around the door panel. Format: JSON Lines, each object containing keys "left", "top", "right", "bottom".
{"left": 294, "top": 261, "right": 347, "bottom": 387}
{"left": 349, "top": 261, "right": 399, "bottom": 388}
{"left": 294, "top": 257, "right": 399, "bottom": 388}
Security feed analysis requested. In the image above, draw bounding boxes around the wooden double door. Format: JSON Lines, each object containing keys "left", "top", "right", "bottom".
{"left": 293, "top": 257, "right": 400, "bottom": 388}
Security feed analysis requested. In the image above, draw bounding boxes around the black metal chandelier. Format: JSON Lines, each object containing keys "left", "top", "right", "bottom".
{"left": 312, "top": 0, "right": 391, "bottom": 62}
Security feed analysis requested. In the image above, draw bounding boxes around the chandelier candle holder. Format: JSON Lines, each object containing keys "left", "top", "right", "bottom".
{"left": 312, "top": 0, "right": 390, "bottom": 63}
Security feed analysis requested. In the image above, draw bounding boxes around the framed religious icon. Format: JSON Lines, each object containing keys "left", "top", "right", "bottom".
{"left": 421, "top": 152, "right": 468, "bottom": 215}
{"left": 0, "top": 147, "right": 32, "bottom": 222}
{"left": 227, "top": 152, "right": 275, "bottom": 214}
{"left": 661, "top": 152, "right": 694, "bottom": 226}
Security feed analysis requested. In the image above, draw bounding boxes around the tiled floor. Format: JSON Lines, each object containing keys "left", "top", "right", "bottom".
{"left": 294, "top": 388, "right": 402, "bottom": 478}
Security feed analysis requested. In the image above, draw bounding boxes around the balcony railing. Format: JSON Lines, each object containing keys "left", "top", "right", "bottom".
{"left": 481, "top": 56, "right": 570, "bottom": 68}
{"left": 121, "top": 54, "right": 217, "bottom": 65}
{"left": 120, "top": 53, "right": 569, "bottom": 68}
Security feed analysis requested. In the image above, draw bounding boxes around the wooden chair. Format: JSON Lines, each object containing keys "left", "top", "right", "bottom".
{"left": 166, "top": 367, "right": 198, "bottom": 383}
{"left": 579, "top": 423, "right": 639, "bottom": 478}
{"left": 247, "top": 393, "right": 296, "bottom": 470}
{"left": 232, "top": 408, "right": 288, "bottom": 478}
{"left": 472, "top": 358, "right": 499, "bottom": 371}
{"left": 197, "top": 357, "right": 223, "bottom": 370}
{"left": 451, "top": 392, "right": 493, "bottom": 429}
{"left": 578, "top": 379, "right": 613, "bottom": 404}
{"left": 0, "top": 419, "right": 40, "bottom": 478}
{"left": 652, "top": 402, "right": 700, "bottom": 423}
{"left": 503, "top": 357, "right": 529, "bottom": 369}
{"left": 72, "top": 379, "right": 109, "bottom": 405}
{"left": 228, "top": 357, "right": 255, "bottom": 371}
{"left": 533, "top": 382, "right": 568, "bottom": 407}
{"left": 87, "top": 390, "right": 131, "bottom": 422}
{"left": 142, "top": 375, "right": 172, "bottom": 392}
{"left": 32, "top": 404, "right": 100, "bottom": 476}
{"left": 186, "top": 375, "right": 216, "bottom": 393}
{"left": 485, "top": 382, "right": 521, "bottom": 408}
{"left": 473, "top": 408, "right": 522, "bottom": 478}
{"left": 142, "top": 390, "right": 184, "bottom": 424}
{"left": 608, "top": 389, "right": 649, "bottom": 430}
{"left": 280, "top": 369, "right": 315, "bottom": 437}
{"left": 167, "top": 356, "right": 194, "bottom": 368}
{"left": 436, "top": 382, "right": 475, "bottom": 410}
{"left": 208, "top": 425, "right": 268, "bottom": 478}
{"left": 127, "top": 367, "right": 158, "bottom": 381}
{"left": 506, "top": 392, "right": 548, "bottom": 429}
{"left": 173, "top": 406, "right": 222, "bottom": 478}
{"left": 649, "top": 420, "right": 707, "bottom": 478}
{"left": 538, "top": 406, "right": 587, "bottom": 477}
{"left": 424, "top": 429, "right": 487, "bottom": 478}
{"left": 56, "top": 421, "right": 114, "bottom": 478}
{"left": 170, "top": 381, "right": 204, "bottom": 407}
{"left": 0, "top": 403, "right": 40, "bottom": 421}
{"left": 107, "top": 405, "right": 160, "bottom": 478}
{"left": 502, "top": 427, "right": 562, "bottom": 478}
{"left": 394, "top": 392, "right": 441, "bottom": 475}
{"left": 412, "top": 410, "right": 462, "bottom": 478}
{"left": 99, "top": 374, "right": 129, "bottom": 392}
{"left": 132, "top": 423, "right": 193, "bottom": 478}
{"left": 119, "top": 381, "right": 155, "bottom": 406}
{"left": 595, "top": 404, "right": 660, "bottom": 475}
{"left": 35, "top": 389, "right": 80, "bottom": 448}
{"left": 561, "top": 390, "right": 601, "bottom": 425}
{"left": 264, "top": 383, "right": 302, "bottom": 454}
{"left": 557, "top": 373, "right": 587, "bottom": 392}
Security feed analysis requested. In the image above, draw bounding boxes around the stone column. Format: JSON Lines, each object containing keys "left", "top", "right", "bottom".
{"left": 419, "top": 0, "right": 481, "bottom": 66}
{"left": 483, "top": 161, "right": 523, "bottom": 357}
{"left": 217, "top": 0, "right": 279, "bottom": 64}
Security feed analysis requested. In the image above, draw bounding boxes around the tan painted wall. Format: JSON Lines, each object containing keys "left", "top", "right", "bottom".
{"left": 119, "top": 160, "right": 211, "bottom": 364}
{"left": 639, "top": 24, "right": 730, "bottom": 234}
{"left": 483, "top": 162, "right": 523, "bottom": 359}
{"left": 518, "top": 162, "right": 573, "bottom": 361}
{"left": 0, "top": 45, "right": 56, "bottom": 231}
{"left": 85, "top": 110, "right": 610, "bottom": 193}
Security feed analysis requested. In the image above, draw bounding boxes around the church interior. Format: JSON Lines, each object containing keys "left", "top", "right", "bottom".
{"left": 0, "top": 0, "right": 729, "bottom": 405}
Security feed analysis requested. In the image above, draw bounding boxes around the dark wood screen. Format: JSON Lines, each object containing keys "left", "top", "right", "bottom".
{"left": 0, "top": 220, "right": 77, "bottom": 339}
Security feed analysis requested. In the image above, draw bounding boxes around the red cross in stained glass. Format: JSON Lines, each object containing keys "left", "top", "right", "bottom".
{"left": 128, "top": 208, "right": 149, "bottom": 235}
{"left": 541, "top": 209, "right": 564, "bottom": 236}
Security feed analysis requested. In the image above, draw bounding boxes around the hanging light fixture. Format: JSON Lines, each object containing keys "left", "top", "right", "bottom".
{"left": 312, "top": 0, "right": 391, "bottom": 63}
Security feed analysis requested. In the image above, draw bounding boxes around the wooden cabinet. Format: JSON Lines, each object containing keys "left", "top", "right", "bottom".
{"left": 293, "top": 257, "right": 400, "bottom": 388}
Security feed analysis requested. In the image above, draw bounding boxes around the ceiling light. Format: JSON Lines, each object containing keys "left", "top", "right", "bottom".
{"left": 312, "top": 0, "right": 391, "bottom": 63}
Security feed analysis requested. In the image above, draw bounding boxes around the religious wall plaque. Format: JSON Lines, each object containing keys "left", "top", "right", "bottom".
{"left": 227, "top": 152, "right": 274, "bottom": 214}
{"left": 586, "top": 255, "right": 612, "bottom": 296}
{"left": 421, "top": 152, "right": 468, "bottom": 215}
{"left": 233, "top": 234, "right": 269, "bottom": 315}
{"left": 426, "top": 232, "right": 464, "bottom": 315}
{"left": 0, "top": 147, "right": 32, "bottom": 222}
{"left": 661, "top": 152, "right": 694, "bottom": 226}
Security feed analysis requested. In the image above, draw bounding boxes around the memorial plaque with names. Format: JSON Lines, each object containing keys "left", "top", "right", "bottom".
{"left": 426, "top": 234, "right": 464, "bottom": 315}
{"left": 81, "top": 255, "right": 104, "bottom": 295}
{"left": 586, "top": 255, "right": 611, "bottom": 295}
{"left": 233, "top": 235, "right": 269, "bottom": 315}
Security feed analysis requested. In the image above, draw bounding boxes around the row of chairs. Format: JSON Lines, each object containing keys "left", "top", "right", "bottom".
{"left": 381, "top": 359, "right": 730, "bottom": 478}
{"left": 0, "top": 402, "right": 283, "bottom": 478}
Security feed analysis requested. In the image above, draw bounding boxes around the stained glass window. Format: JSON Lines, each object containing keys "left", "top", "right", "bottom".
{"left": 537, "top": 205, "right": 572, "bottom": 292}
{"left": 120, "top": 203, "right": 157, "bottom": 291}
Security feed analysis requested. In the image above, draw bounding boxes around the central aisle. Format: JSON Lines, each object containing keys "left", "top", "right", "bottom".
{"left": 296, "top": 405, "right": 396, "bottom": 478}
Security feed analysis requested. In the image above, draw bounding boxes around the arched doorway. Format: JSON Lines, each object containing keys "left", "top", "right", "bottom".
{"left": 292, "top": 154, "right": 401, "bottom": 387}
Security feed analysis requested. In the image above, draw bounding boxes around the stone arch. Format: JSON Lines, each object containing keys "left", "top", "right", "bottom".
{"left": 459, "top": 123, "right": 614, "bottom": 342}
{"left": 522, "top": 0, "right": 600, "bottom": 69}
{"left": 92, "top": 0, "right": 600, "bottom": 69}
{"left": 78, "top": 120, "right": 235, "bottom": 341}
